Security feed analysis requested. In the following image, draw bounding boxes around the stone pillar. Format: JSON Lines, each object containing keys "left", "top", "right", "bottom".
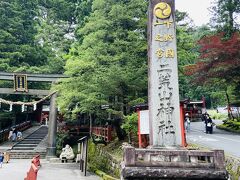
{"left": 148, "top": 0, "right": 183, "bottom": 147}
{"left": 46, "top": 92, "right": 57, "bottom": 158}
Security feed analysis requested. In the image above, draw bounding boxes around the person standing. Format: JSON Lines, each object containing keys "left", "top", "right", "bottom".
{"left": 184, "top": 113, "right": 191, "bottom": 132}
{"left": 202, "top": 113, "right": 207, "bottom": 133}
{"left": 0, "top": 152, "right": 4, "bottom": 168}
{"left": 206, "top": 115, "right": 213, "bottom": 134}
{"left": 17, "top": 131, "right": 23, "bottom": 141}
{"left": 8, "top": 128, "right": 13, "bottom": 141}
{"left": 12, "top": 128, "right": 17, "bottom": 141}
{"left": 4, "top": 152, "right": 10, "bottom": 163}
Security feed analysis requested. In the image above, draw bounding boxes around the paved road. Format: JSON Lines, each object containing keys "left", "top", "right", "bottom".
{"left": 186, "top": 120, "right": 240, "bottom": 157}
{"left": 0, "top": 159, "right": 99, "bottom": 180}
{"left": 0, "top": 126, "right": 100, "bottom": 180}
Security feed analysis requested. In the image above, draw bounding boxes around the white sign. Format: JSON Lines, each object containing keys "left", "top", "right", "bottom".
{"left": 139, "top": 110, "right": 150, "bottom": 134}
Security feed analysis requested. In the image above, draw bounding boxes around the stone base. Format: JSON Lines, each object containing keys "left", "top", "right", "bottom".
{"left": 121, "top": 165, "right": 227, "bottom": 179}
{"left": 121, "top": 147, "right": 228, "bottom": 180}
{"left": 46, "top": 147, "right": 56, "bottom": 158}
{"left": 46, "top": 156, "right": 57, "bottom": 161}
{"left": 48, "top": 157, "right": 61, "bottom": 163}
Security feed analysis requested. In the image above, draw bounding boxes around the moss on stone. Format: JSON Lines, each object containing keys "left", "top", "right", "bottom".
{"left": 87, "top": 140, "right": 121, "bottom": 178}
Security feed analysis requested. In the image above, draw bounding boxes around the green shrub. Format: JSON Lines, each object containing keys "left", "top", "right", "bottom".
{"left": 88, "top": 141, "right": 110, "bottom": 173}
{"left": 88, "top": 140, "right": 121, "bottom": 178}
{"left": 56, "top": 132, "right": 68, "bottom": 157}
{"left": 122, "top": 113, "right": 138, "bottom": 134}
{"left": 208, "top": 110, "right": 228, "bottom": 120}
{"left": 217, "top": 120, "right": 240, "bottom": 134}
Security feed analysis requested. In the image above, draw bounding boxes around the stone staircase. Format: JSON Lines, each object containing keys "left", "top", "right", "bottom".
{"left": 10, "top": 126, "right": 48, "bottom": 159}
{"left": 9, "top": 151, "right": 47, "bottom": 159}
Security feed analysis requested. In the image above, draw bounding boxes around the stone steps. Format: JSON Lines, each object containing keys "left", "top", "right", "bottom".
{"left": 10, "top": 126, "right": 48, "bottom": 158}
{"left": 10, "top": 151, "right": 46, "bottom": 159}
{"left": 12, "top": 147, "right": 35, "bottom": 150}
{"left": 22, "top": 139, "right": 42, "bottom": 141}
{"left": 19, "top": 141, "right": 40, "bottom": 144}
{"left": 15, "top": 144, "right": 37, "bottom": 147}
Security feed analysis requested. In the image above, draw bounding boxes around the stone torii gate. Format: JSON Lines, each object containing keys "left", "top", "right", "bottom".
{"left": 0, "top": 71, "right": 67, "bottom": 158}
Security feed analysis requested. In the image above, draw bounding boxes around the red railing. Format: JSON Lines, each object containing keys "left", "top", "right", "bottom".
{"left": 91, "top": 126, "right": 112, "bottom": 142}
{"left": 0, "top": 121, "right": 31, "bottom": 143}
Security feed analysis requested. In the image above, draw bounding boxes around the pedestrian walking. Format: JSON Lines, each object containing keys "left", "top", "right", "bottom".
{"left": 184, "top": 113, "right": 191, "bottom": 132}
{"left": 202, "top": 112, "right": 209, "bottom": 133}
{"left": 206, "top": 115, "right": 213, "bottom": 134}
{"left": 3, "top": 152, "right": 10, "bottom": 163}
{"left": 17, "top": 131, "right": 23, "bottom": 141}
{"left": 0, "top": 152, "right": 4, "bottom": 168}
{"left": 8, "top": 128, "right": 13, "bottom": 141}
{"left": 12, "top": 128, "right": 17, "bottom": 141}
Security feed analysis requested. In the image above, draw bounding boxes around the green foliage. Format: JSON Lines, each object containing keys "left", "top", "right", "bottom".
{"left": 56, "top": 131, "right": 68, "bottom": 157}
{"left": 175, "top": 11, "right": 201, "bottom": 100}
{"left": 56, "top": 0, "right": 148, "bottom": 119}
{"left": 0, "top": 0, "right": 48, "bottom": 73}
{"left": 217, "top": 120, "right": 240, "bottom": 133}
{"left": 226, "top": 160, "right": 240, "bottom": 180}
{"left": 210, "top": 0, "right": 240, "bottom": 37}
{"left": 208, "top": 110, "right": 228, "bottom": 120}
{"left": 185, "top": 0, "right": 240, "bottom": 107}
{"left": 88, "top": 140, "right": 122, "bottom": 178}
{"left": 88, "top": 141, "right": 111, "bottom": 173}
{"left": 2, "top": 0, "right": 240, "bottom": 133}
{"left": 122, "top": 113, "right": 138, "bottom": 135}
{"left": 0, "top": 111, "right": 14, "bottom": 129}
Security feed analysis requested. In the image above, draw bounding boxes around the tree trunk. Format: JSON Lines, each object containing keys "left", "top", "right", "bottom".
{"left": 89, "top": 113, "right": 92, "bottom": 137}
{"left": 225, "top": 91, "right": 234, "bottom": 120}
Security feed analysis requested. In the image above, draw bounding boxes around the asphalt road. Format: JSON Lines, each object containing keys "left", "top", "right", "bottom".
{"left": 186, "top": 120, "right": 240, "bottom": 158}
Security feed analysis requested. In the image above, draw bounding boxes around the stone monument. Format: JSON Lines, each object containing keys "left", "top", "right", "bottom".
{"left": 120, "top": 1, "right": 227, "bottom": 179}
{"left": 148, "top": 0, "right": 182, "bottom": 147}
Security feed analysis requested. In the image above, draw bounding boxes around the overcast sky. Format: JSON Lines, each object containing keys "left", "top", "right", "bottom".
{"left": 175, "top": 0, "right": 214, "bottom": 26}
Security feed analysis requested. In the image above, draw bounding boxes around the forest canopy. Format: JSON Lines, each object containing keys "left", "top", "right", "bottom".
{"left": 0, "top": 0, "right": 239, "bottom": 121}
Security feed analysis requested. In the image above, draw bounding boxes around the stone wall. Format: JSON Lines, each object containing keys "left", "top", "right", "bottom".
{"left": 88, "top": 141, "right": 240, "bottom": 179}
{"left": 226, "top": 155, "right": 240, "bottom": 180}
{"left": 88, "top": 141, "right": 121, "bottom": 179}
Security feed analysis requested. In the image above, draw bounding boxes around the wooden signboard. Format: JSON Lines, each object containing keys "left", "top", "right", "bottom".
{"left": 14, "top": 74, "right": 28, "bottom": 92}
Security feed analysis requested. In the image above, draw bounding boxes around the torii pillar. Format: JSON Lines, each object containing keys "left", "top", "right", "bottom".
{"left": 46, "top": 92, "right": 58, "bottom": 158}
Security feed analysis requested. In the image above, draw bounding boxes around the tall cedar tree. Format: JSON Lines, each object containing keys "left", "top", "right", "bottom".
{"left": 56, "top": 0, "right": 148, "bottom": 120}
{"left": 0, "top": 0, "right": 48, "bottom": 72}
{"left": 210, "top": 0, "right": 240, "bottom": 37}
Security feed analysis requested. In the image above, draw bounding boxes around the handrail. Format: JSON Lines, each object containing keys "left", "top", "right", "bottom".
{"left": 0, "top": 121, "right": 31, "bottom": 143}
{"left": 78, "top": 136, "right": 88, "bottom": 176}
{"left": 78, "top": 136, "right": 88, "bottom": 142}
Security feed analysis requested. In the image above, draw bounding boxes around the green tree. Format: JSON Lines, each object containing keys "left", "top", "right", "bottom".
{"left": 0, "top": 0, "right": 48, "bottom": 73}
{"left": 175, "top": 11, "right": 199, "bottom": 100}
{"left": 210, "top": 0, "right": 240, "bottom": 37}
{"left": 56, "top": 0, "right": 148, "bottom": 121}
